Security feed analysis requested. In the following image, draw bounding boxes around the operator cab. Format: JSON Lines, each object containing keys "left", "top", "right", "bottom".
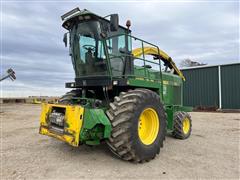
{"left": 62, "top": 8, "right": 132, "bottom": 87}
{"left": 62, "top": 8, "right": 184, "bottom": 90}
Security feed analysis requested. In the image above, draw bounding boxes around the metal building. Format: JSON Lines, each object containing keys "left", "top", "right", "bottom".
{"left": 181, "top": 63, "right": 240, "bottom": 110}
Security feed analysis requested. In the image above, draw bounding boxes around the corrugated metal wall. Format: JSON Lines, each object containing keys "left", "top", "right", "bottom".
{"left": 221, "top": 64, "right": 240, "bottom": 109}
{"left": 182, "top": 63, "right": 240, "bottom": 109}
{"left": 182, "top": 67, "right": 219, "bottom": 108}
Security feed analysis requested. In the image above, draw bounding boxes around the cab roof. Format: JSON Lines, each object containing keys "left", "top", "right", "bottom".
{"left": 62, "top": 8, "right": 129, "bottom": 31}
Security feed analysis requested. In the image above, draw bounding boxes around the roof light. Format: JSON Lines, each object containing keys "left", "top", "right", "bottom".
{"left": 61, "top": 7, "right": 80, "bottom": 21}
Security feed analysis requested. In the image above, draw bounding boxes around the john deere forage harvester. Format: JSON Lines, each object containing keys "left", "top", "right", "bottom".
{"left": 39, "top": 8, "right": 192, "bottom": 163}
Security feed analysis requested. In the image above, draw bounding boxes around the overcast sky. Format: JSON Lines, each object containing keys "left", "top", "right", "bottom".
{"left": 1, "top": 1, "right": 239, "bottom": 97}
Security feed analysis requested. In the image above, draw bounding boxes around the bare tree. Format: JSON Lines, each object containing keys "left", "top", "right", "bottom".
{"left": 180, "top": 58, "right": 207, "bottom": 67}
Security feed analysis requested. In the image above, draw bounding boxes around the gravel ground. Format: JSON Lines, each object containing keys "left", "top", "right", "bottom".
{"left": 1, "top": 104, "right": 239, "bottom": 179}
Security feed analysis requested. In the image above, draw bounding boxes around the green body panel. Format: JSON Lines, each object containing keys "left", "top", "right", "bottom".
{"left": 133, "top": 67, "right": 182, "bottom": 85}
{"left": 127, "top": 78, "right": 161, "bottom": 89}
{"left": 127, "top": 66, "right": 189, "bottom": 132}
{"left": 131, "top": 66, "right": 183, "bottom": 105}
{"left": 80, "top": 108, "right": 112, "bottom": 145}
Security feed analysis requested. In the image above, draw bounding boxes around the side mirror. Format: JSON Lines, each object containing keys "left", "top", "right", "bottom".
{"left": 63, "top": 33, "right": 68, "bottom": 47}
{"left": 110, "top": 14, "right": 119, "bottom": 31}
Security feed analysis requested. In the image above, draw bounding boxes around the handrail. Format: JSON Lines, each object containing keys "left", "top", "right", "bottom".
{"left": 106, "top": 33, "right": 185, "bottom": 81}
{"left": 109, "top": 54, "right": 160, "bottom": 66}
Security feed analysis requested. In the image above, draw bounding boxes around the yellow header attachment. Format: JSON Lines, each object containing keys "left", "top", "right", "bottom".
{"left": 39, "top": 103, "right": 84, "bottom": 147}
{"left": 132, "top": 47, "right": 185, "bottom": 81}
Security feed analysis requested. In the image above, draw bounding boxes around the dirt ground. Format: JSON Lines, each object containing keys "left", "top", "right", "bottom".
{"left": 1, "top": 104, "right": 239, "bottom": 179}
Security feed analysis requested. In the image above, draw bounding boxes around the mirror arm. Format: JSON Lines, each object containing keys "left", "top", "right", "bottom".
{"left": 63, "top": 32, "right": 69, "bottom": 47}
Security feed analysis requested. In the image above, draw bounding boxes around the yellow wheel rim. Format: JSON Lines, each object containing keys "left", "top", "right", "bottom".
{"left": 138, "top": 108, "right": 159, "bottom": 145}
{"left": 183, "top": 118, "right": 190, "bottom": 134}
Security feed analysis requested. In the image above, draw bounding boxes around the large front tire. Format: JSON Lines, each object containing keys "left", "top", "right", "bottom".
{"left": 106, "top": 89, "right": 167, "bottom": 163}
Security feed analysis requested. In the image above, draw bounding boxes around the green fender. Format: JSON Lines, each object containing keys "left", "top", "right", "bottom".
{"left": 80, "top": 108, "right": 112, "bottom": 145}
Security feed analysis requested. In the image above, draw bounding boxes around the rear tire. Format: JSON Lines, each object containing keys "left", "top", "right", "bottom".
{"left": 106, "top": 89, "right": 167, "bottom": 163}
{"left": 58, "top": 90, "right": 78, "bottom": 104}
{"left": 172, "top": 111, "right": 192, "bottom": 139}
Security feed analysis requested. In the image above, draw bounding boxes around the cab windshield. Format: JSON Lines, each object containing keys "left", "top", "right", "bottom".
{"left": 70, "top": 21, "right": 108, "bottom": 77}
